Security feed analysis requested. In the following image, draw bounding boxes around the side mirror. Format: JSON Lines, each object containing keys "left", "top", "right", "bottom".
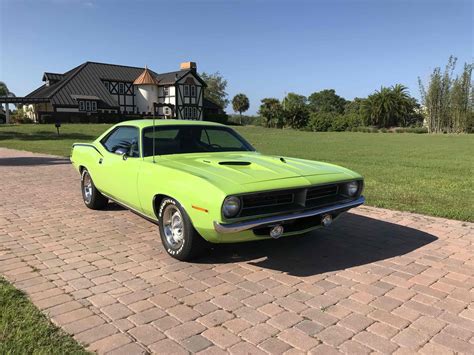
{"left": 114, "top": 147, "right": 128, "bottom": 155}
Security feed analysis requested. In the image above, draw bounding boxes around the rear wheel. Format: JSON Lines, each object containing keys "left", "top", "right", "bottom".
{"left": 158, "top": 198, "right": 206, "bottom": 261}
{"left": 81, "top": 169, "right": 108, "bottom": 210}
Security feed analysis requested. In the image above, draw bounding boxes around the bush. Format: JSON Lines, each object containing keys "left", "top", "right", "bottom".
{"left": 308, "top": 112, "right": 336, "bottom": 132}
{"left": 308, "top": 112, "right": 364, "bottom": 132}
{"left": 227, "top": 114, "right": 262, "bottom": 126}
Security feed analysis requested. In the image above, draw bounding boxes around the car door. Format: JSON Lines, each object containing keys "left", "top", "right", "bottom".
{"left": 96, "top": 126, "right": 143, "bottom": 211}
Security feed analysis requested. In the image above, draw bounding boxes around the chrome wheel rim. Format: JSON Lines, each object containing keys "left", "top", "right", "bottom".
{"left": 83, "top": 173, "right": 92, "bottom": 204}
{"left": 163, "top": 205, "right": 184, "bottom": 248}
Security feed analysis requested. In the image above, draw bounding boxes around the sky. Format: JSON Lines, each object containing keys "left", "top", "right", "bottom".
{"left": 1, "top": 0, "right": 472, "bottom": 114}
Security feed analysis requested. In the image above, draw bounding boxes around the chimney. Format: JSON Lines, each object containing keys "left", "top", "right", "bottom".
{"left": 180, "top": 61, "right": 197, "bottom": 71}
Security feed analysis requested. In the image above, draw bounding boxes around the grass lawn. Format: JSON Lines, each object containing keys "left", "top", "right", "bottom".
{"left": 0, "top": 123, "right": 473, "bottom": 221}
{"left": 0, "top": 277, "right": 88, "bottom": 354}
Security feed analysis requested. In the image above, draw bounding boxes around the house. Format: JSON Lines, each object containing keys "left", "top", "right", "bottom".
{"left": 17, "top": 61, "right": 218, "bottom": 122}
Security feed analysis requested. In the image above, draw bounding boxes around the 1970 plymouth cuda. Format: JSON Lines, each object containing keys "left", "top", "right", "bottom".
{"left": 71, "top": 120, "right": 364, "bottom": 260}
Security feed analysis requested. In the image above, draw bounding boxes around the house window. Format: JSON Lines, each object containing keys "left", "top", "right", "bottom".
{"left": 119, "top": 82, "right": 124, "bottom": 94}
{"left": 85, "top": 101, "right": 91, "bottom": 111}
{"left": 91, "top": 101, "right": 97, "bottom": 112}
{"left": 190, "top": 85, "right": 196, "bottom": 97}
{"left": 193, "top": 107, "right": 198, "bottom": 119}
{"left": 184, "top": 85, "right": 189, "bottom": 96}
{"left": 163, "top": 86, "right": 169, "bottom": 96}
{"left": 104, "top": 81, "right": 109, "bottom": 91}
{"left": 79, "top": 101, "right": 85, "bottom": 111}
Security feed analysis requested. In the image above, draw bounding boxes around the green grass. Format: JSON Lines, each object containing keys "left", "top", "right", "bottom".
{"left": 0, "top": 123, "right": 473, "bottom": 221}
{"left": 0, "top": 277, "right": 88, "bottom": 354}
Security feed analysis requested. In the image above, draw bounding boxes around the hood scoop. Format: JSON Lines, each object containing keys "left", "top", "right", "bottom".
{"left": 218, "top": 161, "right": 251, "bottom": 166}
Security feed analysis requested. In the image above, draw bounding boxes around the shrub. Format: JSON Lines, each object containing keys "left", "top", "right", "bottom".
{"left": 308, "top": 112, "right": 336, "bottom": 132}
{"left": 227, "top": 114, "right": 261, "bottom": 126}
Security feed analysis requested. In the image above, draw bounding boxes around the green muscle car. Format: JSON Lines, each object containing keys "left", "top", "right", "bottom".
{"left": 71, "top": 120, "right": 364, "bottom": 260}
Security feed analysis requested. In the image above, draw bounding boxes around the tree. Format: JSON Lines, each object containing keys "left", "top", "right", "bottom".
{"left": 258, "top": 98, "right": 285, "bottom": 128}
{"left": 0, "top": 81, "right": 15, "bottom": 124}
{"left": 418, "top": 56, "right": 473, "bottom": 133}
{"left": 362, "top": 84, "right": 416, "bottom": 128}
{"left": 232, "top": 93, "right": 250, "bottom": 124}
{"left": 282, "top": 93, "right": 309, "bottom": 129}
{"left": 308, "top": 89, "right": 347, "bottom": 114}
{"left": 201, "top": 72, "right": 229, "bottom": 109}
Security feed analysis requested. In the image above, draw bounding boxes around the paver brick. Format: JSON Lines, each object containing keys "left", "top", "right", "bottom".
{"left": 102, "top": 303, "right": 133, "bottom": 321}
{"left": 392, "top": 327, "right": 429, "bottom": 349}
{"left": 316, "top": 325, "right": 354, "bottom": 346}
{"left": 258, "top": 337, "right": 292, "bottom": 354}
{"left": 202, "top": 326, "right": 241, "bottom": 348}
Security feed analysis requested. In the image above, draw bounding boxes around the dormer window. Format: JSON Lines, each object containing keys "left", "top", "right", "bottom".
{"left": 190, "top": 85, "right": 196, "bottom": 97}
{"left": 78, "top": 100, "right": 97, "bottom": 112}
{"left": 184, "top": 85, "right": 190, "bottom": 96}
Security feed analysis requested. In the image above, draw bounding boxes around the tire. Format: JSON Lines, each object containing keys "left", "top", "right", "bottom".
{"left": 81, "top": 169, "right": 108, "bottom": 210}
{"left": 158, "top": 198, "right": 206, "bottom": 261}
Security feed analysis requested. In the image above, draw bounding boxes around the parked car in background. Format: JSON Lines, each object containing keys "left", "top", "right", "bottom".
{"left": 71, "top": 120, "right": 365, "bottom": 260}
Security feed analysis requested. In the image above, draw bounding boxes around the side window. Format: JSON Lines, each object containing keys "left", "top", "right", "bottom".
{"left": 142, "top": 128, "right": 179, "bottom": 156}
{"left": 201, "top": 128, "right": 243, "bottom": 149}
{"left": 101, "top": 127, "right": 140, "bottom": 157}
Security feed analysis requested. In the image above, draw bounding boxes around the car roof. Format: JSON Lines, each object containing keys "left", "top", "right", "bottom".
{"left": 115, "top": 119, "right": 224, "bottom": 129}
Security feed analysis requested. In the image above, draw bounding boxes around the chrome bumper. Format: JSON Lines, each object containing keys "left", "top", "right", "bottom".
{"left": 213, "top": 196, "right": 365, "bottom": 234}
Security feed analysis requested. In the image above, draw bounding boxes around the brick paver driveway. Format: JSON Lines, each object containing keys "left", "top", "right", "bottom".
{"left": 1, "top": 148, "right": 473, "bottom": 354}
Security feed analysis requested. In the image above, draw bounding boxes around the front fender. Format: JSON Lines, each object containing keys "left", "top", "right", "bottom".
{"left": 137, "top": 162, "right": 226, "bottom": 242}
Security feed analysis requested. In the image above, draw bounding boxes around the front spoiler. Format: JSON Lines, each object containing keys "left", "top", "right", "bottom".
{"left": 213, "top": 196, "right": 365, "bottom": 234}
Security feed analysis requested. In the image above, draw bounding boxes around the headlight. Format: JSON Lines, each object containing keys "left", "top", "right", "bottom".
{"left": 345, "top": 181, "right": 359, "bottom": 197}
{"left": 222, "top": 196, "right": 241, "bottom": 218}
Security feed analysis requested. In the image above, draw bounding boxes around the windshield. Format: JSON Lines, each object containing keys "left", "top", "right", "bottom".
{"left": 142, "top": 125, "right": 255, "bottom": 156}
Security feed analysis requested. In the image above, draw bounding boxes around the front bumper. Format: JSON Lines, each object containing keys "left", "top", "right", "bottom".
{"left": 213, "top": 196, "right": 365, "bottom": 234}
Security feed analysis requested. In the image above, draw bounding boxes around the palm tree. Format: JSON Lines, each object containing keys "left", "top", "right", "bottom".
{"left": 363, "top": 84, "right": 413, "bottom": 128}
{"left": 232, "top": 93, "right": 250, "bottom": 124}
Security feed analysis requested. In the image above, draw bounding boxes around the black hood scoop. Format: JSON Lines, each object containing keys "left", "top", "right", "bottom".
{"left": 218, "top": 161, "right": 251, "bottom": 166}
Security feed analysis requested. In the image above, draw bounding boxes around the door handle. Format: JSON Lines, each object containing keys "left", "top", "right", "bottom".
{"left": 99, "top": 158, "right": 103, "bottom": 164}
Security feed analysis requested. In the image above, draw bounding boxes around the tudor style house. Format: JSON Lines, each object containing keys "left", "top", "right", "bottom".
{"left": 22, "top": 61, "right": 215, "bottom": 121}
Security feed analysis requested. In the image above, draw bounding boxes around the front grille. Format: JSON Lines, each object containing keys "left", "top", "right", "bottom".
{"left": 233, "top": 181, "right": 359, "bottom": 219}
{"left": 242, "top": 191, "right": 294, "bottom": 209}
{"left": 306, "top": 185, "right": 338, "bottom": 200}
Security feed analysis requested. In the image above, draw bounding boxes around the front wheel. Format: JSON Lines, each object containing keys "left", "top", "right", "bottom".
{"left": 81, "top": 169, "right": 108, "bottom": 210}
{"left": 158, "top": 198, "right": 206, "bottom": 261}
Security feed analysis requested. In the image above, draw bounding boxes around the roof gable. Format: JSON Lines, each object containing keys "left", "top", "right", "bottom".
{"left": 25, "top": 61, "right": 207, "bottom": 107}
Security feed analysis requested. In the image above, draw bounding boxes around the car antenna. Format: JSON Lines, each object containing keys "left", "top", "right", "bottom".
{"left": 152, "top": 104, "right": 156, "bottom": 163}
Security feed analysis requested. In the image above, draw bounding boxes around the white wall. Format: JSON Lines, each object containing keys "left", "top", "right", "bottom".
{"left": 135, "top": 85, "right": 158, "bottom": 114}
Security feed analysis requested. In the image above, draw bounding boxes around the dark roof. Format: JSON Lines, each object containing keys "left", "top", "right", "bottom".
{"left": 203, "top": 97, "right": 223, "bottom": 110}
{"left": 25, "top": 61, "right": 200, "bottom": 108}
{"left": 42, "top": 72, "right": 64, "bottom": 82}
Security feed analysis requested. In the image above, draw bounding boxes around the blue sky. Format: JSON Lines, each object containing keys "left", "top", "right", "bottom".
{"left": 1, "top": 0, "right": 472, "bottom": 114}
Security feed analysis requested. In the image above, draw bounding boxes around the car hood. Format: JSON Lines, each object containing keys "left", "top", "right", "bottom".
{"left": 158, "top": 152, "right": 356, "bottom": 186}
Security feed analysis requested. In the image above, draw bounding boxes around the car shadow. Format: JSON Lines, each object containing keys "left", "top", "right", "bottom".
{"left": 195, "top": 213, "right": 437, "bottom": 277}
{"left": 0, "top": 157, "right": 71, "bottom": 166}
